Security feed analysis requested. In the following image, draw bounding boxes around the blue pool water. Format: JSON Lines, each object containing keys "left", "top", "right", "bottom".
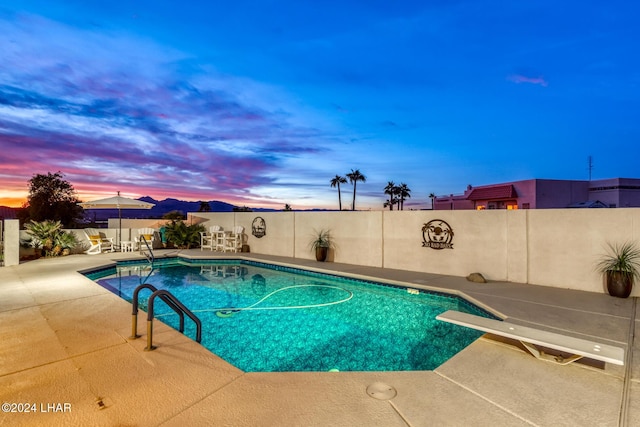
{"left": 87, "top": 258, "right": 490, "bottom": 372}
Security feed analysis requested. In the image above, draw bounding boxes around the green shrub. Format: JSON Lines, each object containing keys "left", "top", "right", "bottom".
{"left": 24, "top": 220, "right": 78, "bottom": 257}
{"left": 164, "top": 220, "right": 205, "bottom": 249}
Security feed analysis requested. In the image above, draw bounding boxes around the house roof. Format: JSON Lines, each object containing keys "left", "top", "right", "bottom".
{"left": 567, "top": 200, "right": 608, "bottom": 208}
{"left": 467, "top": 185, "right": 517, "bottom": 201}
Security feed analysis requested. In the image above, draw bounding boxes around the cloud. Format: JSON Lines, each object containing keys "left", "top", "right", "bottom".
{"left": 507, "top": 74, "right": 549, "bottom": 87}
{"left": 0, "top": 12, "right": 333, "bottom": 206}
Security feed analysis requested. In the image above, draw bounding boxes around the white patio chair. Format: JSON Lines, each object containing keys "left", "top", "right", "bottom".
{"left": 83, "top": 228, "right": 114, "bottom": 255}
{"left": 214, "top": 226, "right": 226, "bottom": 251}
{"left": 223, "top": 226, "right": 244, "bottom": 252}
{"left": 135, "top": 228, "right": 156, "bottom": 250}
{"left": 200, "top": 225, "right": 221, "bottom": 251}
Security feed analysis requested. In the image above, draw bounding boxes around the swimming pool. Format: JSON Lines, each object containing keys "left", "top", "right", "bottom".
{"left": 87, "top": 258, "right": 490, "bottom": 372}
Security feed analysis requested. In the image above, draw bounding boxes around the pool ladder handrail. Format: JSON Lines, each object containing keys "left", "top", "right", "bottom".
{"left": 139, "top": 235, "right": 154, "bottom": 265}
{"left": 130, "top": 283, "right": 202, "bottom": 351}
{"left": 139, "top": 265, "right": 155, "bottom": 286}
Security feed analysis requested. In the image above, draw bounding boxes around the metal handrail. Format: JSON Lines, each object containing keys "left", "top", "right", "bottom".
{"left": 140, "top": 235, "right": 154, "bottom": 264}
{"left": 130, "top": 284, "right": 184, "bottom": 339}
{"left": 129, "top": 283, "right": 202, "bottom": 351}
{"left": 140, "top": 265, "right": 154, "bottom": 286}
{"left": 145, "top": 289, "right": 202, "bottom": 351}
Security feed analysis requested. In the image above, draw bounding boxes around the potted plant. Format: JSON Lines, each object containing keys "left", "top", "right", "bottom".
{"left": 597, "top": 241, "right": 640, "bottom": 298}
{"left": 310, "top": 229, "right": 333, "bottom": 262}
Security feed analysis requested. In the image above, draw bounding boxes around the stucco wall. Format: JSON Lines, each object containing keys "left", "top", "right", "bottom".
{"left": 184, "top": 208, "right": 640, "bottom": 296}
{"left": 235, "top": 212, "right": 295, "bottom": 258}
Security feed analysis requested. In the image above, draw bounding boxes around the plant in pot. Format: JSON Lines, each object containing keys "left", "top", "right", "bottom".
{"left": 597, "top": 241, "right": 640, "bottom": 298}
{"left": 310, "top": 229, "right": 333, "bottom": 262}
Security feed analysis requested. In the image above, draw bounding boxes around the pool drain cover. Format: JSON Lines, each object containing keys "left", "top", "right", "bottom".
{"left": 366, "top": 382, "right": 397, "bottom": 400}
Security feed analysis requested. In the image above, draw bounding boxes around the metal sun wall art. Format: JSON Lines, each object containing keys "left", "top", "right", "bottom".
{"left": 252, "top": 217, "right": 266, "bottom": 238}
{"left": 422, "top": 219, "right": 454, "bottom": 249}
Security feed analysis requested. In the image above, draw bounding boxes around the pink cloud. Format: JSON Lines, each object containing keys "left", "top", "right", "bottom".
{"left": 507, "top": 74, "right": 549, "bottom": 87}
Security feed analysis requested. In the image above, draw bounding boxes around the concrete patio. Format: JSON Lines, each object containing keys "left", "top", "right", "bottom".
{"left": 1, "top": 249, "right": 639, "bottom": 426}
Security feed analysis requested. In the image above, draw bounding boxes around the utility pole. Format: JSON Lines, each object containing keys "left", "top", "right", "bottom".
{"left": 587, "top": 155, "right": 593, "bottom": 181}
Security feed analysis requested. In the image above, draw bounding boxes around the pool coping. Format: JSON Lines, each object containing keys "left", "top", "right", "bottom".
{"left": 1, "top": 249, "right": 639, "bottom": 426}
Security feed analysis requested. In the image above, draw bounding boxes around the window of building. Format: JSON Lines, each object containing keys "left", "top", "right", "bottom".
{"left": 522, "top": 203, "right": 530, "bottom": 209}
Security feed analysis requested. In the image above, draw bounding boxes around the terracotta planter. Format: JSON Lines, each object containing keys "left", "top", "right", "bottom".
{"left": 315, "top": 247, "right": 328, "bottom": 262}
{"left": 606, "top": 270, "right": 633, "bottom": 298}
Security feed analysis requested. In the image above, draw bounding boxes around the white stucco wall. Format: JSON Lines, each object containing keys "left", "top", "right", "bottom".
{"left": 3, "top": 220, "right": 19, "bottom": 266}
{"left": 186, "top": 208, "right": 640, "bottom": 296}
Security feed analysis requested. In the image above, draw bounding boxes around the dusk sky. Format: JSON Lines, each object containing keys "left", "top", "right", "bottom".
{"left": 1, "top": 1, "right": 639, "bottom": 210}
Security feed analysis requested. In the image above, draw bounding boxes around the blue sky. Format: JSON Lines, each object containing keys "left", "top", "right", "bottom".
{"left": 1, "top": 1, "right": 639, "bottom": 209}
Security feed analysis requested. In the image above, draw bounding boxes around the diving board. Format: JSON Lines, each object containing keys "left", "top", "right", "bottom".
{"left": 436, "top": 310, "right": 625, "bottom": 366}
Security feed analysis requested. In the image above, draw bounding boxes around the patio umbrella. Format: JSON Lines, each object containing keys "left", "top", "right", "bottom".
{"left": 79, "top": 191, "right": 155, "bottom": 245}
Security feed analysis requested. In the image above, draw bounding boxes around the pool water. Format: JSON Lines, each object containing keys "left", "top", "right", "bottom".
{"left": 88, "top": 259, "right": 489, "bottom": 372}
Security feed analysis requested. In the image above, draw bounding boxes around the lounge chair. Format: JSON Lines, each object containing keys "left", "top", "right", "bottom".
{"left": 83, "top": 228, "right": 114, "bottom": 255}
{"left": 436, "top": 310, "right": 624, "bottom": 366}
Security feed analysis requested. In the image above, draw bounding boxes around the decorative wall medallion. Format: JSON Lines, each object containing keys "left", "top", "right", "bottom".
{"left": 252, "top": 217, "right": 266, "bottom": 238}
{"left": 422, "top": 220, "right": 454, "bottom": 249}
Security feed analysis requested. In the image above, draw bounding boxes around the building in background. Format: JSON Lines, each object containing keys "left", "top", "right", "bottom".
{"left": 434, "top": 178, "right": 640, "bottom": 210}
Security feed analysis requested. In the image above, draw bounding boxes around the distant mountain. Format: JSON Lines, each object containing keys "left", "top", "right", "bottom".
{"left": 3, "top": 198, "right": 280, "bottom": 223}
{"left": 82, "top": 197, "right": 239, "bottom": 221}
{"left": 139, "top": 197, "right": 237, "bottom": 217}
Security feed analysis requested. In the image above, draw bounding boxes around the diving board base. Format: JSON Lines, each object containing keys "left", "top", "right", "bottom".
{"left": 519, "top": 341, "right": 583, "bottom": 365}
{"left": 436, "top": 310, "right": 625, "bottom": 366}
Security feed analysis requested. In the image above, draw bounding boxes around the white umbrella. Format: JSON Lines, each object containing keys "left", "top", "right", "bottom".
{"left": 79, "top": 191, "right": 155, "bottom": 245}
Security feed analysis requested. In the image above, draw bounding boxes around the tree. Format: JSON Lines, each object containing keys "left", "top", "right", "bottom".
{"left": 283, "top": 204, "right": 292, "bottom": 211}
{"left": 198, "top": 201, "right": 211, "bottom": 212}
{"left": 163, "top": 210, "right": 185, "bottom": 220}
{"left": 397, "top": 183, "right": 411, "bottom": 210}
{"left": 233, "top": 206, "right": 253, "bottom": 212}
{"left": 330, "top": 175, "right": 348, "bottom": 210}
{"left": 429, "top": 193, "right": 436, "bottom": 210}
{"left": 346, "top": 169, "right": 366, "bottom": 211}
{"left": 383, "top": 181, "right": 398, "bottom": 210}
{"left": 18, "top": 172, "right": 84, "bottom": 228}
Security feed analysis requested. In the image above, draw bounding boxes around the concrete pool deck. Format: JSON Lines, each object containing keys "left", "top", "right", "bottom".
{"left": 1, "top": 250, "right": 639, "bottom": 426}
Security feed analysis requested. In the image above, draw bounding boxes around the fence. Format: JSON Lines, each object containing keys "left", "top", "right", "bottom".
{"left": 178, "top": 209, "right": 640, "bottom": 296}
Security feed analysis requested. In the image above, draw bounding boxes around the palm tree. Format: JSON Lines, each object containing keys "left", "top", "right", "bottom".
{"left": 429, "top": 193, "right": 436, "bottom": 210}
{"left": 383, "top": 181, "right": 397, "bottom": 211}
{"left": 330, "top": 175, "right": 348, "bottom": 210}
{"left": 398, "top": 183, "right": 411, "bottom": 210}
{"left": 383, "top": 199, "right": 394, "bottom": 210}
{"left": 346, "top": 169, "right": 366, "bottom": 211}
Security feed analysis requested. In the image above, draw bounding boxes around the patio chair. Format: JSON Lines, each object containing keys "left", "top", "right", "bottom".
{"left": 200, "top": 225, "right": 222, "bottom": 251}
{"left": 83, "top": 228, "right": 114, "bottom": 255}
{"left": 214, "top": 227, "right": 227, "bottom": 251}
{"left": 223, "top": 226, "right": 244, "bottom": 252}
{"left": 135, "top": 228, "right": 156, "bottom": 250}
